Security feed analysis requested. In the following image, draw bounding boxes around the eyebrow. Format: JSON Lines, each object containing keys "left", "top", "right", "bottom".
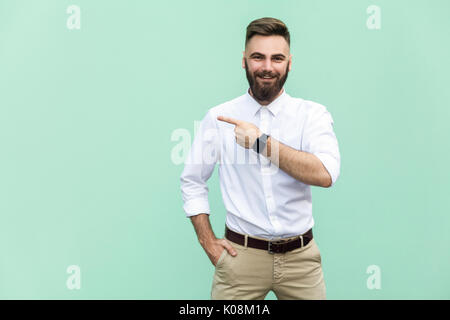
{"left": 250, "top": 52, "right": 286, "bottom": 59}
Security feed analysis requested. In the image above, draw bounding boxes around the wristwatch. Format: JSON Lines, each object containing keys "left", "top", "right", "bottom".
{"left": 252, "top": 133, "right": 270, "bottom": 153}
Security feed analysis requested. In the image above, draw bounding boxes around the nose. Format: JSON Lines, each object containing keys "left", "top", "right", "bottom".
{"left": 262, "top": 57, "right": 275, "bottom": 74}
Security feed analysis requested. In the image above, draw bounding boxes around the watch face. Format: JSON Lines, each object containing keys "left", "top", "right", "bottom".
{"left": 253, "top": 134, "right": 269, "bottom": 153}
{"left": 260, "top": 133, "right": 268, "bottom": 143}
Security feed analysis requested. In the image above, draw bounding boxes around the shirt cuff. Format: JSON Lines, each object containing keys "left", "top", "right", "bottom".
{"left": 314, "top": 152, "right": 340, "bottom": 187}
{"left": 183, "top": 198, "right": 211, "bottom": 217}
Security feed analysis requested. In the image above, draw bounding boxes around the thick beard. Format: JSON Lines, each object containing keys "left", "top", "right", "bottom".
{"left": 245, "top": 59, "right": 289, "bottom": 103}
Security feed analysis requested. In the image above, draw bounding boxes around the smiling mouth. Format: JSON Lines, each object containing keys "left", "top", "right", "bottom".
{"left": 258, "top": 76, "right": 276, "bottom": 81}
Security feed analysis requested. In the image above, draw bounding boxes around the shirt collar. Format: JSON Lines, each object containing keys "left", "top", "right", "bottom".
{"left": 245, "top": 87, "right": 287, "bottom": 117}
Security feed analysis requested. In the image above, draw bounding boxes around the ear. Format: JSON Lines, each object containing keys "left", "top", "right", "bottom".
{"left": 288, "top": 54, "right": 292, "bottom": 71}
{"left": 242, "top": 51, "right": 246, "bottom": 69}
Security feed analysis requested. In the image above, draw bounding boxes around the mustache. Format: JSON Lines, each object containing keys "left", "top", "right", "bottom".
{"left": 255, "top": 72, "right": 279, "bottom": 78}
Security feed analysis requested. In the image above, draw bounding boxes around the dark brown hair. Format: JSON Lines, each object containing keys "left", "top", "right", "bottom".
{"left": 245, "top": 17, "right": 290, "bottom": 47}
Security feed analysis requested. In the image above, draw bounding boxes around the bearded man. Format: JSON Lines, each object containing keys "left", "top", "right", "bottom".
{"left": 180, "top": 17, "right": 341, "bottom": 300}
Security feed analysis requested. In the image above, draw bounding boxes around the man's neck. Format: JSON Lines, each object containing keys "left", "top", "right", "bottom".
{"left": 249, "top": 88, "right": 284, "bottom": 106}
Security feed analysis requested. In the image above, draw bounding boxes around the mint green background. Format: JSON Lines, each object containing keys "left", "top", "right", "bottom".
{"left": 1, "top": 0, "right": 449, "bottom": 299}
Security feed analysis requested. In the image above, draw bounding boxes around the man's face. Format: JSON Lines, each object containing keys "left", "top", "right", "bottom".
{"left": 243, "top": 35, "right": 292, "bottom": 103}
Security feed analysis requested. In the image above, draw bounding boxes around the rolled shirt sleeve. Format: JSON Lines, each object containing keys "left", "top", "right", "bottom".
{"left": 302, "top": 105, "right": 341, "bottom": 187}
{"left": 180, "top": 110, "right": 220, "bottom": 217}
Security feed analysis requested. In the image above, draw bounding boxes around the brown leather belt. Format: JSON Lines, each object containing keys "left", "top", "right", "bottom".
{"left": 225, "top": 226, "right": 313, "bottom": 254}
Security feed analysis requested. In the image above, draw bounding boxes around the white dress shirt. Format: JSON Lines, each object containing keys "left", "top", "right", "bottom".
{"left": 180, "top": 88, "right": 340, "bottom": 240}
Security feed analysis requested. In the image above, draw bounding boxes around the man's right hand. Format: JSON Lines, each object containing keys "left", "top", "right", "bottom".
{"left": 189, "top": 214, "right": 238, "bottom": 266}
{"left": 203, "top": 238, "right": 237, "bottom": 267}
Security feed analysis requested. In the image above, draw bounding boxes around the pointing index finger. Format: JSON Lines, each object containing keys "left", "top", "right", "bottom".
{"left": 217, "top": 115, "right": 240, "bottom": 125}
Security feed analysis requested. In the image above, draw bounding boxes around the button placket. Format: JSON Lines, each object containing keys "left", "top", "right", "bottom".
{"left": 258, "top": 107, "right": 280, "bottom": 235}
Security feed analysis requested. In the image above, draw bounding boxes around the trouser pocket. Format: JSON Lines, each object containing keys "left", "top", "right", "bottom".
{"left": 215, "top": 248, "right": 228, "bottom": 268}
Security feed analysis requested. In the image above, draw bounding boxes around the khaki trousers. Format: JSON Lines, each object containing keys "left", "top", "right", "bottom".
{"left": 211, "top": 230, "right": 326, "bottom": 300}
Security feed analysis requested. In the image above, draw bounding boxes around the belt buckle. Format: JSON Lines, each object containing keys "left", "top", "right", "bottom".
{"left": 268, "top": 241, "right": 274, "bottom": 254}
{"left": 268, "top": 239, "right": 284, "bottom": 254}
